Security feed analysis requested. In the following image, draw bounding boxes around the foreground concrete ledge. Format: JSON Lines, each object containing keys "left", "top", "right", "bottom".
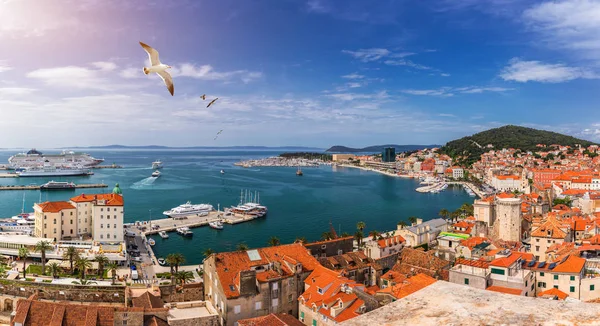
{"left": 342, "top": 281, "right": 600, "bottom": 326}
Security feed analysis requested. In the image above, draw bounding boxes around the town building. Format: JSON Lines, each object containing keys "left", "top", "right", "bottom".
{"left": 303, "top": 236, "right": 354, "bottom": 258}
{"left": 33, "top": 201, "right": 76, "bottom": 241}
{"left": 70, "top": 191, "right": 125, "bottom": 243}
{"left": 238, "top": 313, "right": 304, "bottom": 326}
{"left": 202, "top": 243, "right": 319, "bottom": 326}
{"left": 530, "top": 217, "right": 570, "bottom": 261}
{"left": 331, "top": 154, "right": 355, "bottom": 162}
{"left": 317, "top": 251, "right": 382, "bottom": 287}
{"left": 382, "top": 147, "right": 396, "bottom": 163}
{"left": 452, "top": 167, "right": 464, "bottom": 179}
{"left": 374, "top": 273, "right": 437, "bottom": 305}
{"left": 495, "top": 195, "right": 523, "bottom": 242}
{"left": 396, "top": 218, "right": 447, "bottom": 247}
{"left": 363, "top": 235, "right": 405, "bottom": 259}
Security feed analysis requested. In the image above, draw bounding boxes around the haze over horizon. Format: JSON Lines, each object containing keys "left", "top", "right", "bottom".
{"left": 2, "top": 0, "right": 600, "bottom": 148}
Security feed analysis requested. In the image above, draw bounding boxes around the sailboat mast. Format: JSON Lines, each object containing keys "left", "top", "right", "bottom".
{"left": 21, "top": 192, "right": 25, "bottom": 214}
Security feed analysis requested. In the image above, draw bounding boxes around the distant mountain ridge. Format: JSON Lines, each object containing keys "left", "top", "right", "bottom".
{"left": 439, "top": 125, "right": 597, "bottom": 166}
{"left": 326, "top": 144, "right": 440, "bottom": 153}
{"left": 62, "top": 145, "right": 325, "bottom": 150}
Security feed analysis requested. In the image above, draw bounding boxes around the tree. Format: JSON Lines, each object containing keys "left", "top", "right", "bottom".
{"left": 354, "top": 231, "right": 364, "bottom": 247}
{"left": 48, "top": 262, "right": 60, "bottom": 279}
{"left": 18, "top": 247, "right": 29, "bottom": 279}
{"left": 236, "top": 243, "right": 249, "bottom": 251}
{"left": 356, "top": 221, "right": 366, "bottom": 232}
{"left": 174, "top": 271, "right": 194, "bottom": 285}
{"left": 63, "top": 246, "right": 79, "bottom": 275}
{"left": 95, "top": 254, "right": 109, "bottom": 279}
{"left": 340, "top": 232, "right": 351, "bottom": 237}
{"left": 203, "top": 248, "right": 215, "bottom": 258}
{"left": 267, "top": 236, "right": 280, "bottom": 247}
{"left": 439, "top": 209, "right": 450, "bottom": 220}
{"left": 294, "top": 237, "right": 306, "bottom": 244}
{"left": 172, "top": 253, "right": 185, "bottom": 273}
{"left": 34, "top": 240, "right": 53, "bottom": 275}
{"left": 321, "top": 232, "right": 334, "bottom": 241}
{"left": 107, "top": 262, "right": 118, "bottom": 285}
{"left": 75, "top": 256, "right": 92, "bottom": 280}
{"left": 397, "top": 221, "right": 407, "bottom": 228}
{"left": 408, "top": 216, "right": 418, "bottom": 224}
{"left": 369, "top": 230, "right": 380, "bottom": 241}
{"left": 166, "top": 254, "right": 177, "bottom": 275}
{"left": 72, "top": 279, "right": 97, "bottom": 285}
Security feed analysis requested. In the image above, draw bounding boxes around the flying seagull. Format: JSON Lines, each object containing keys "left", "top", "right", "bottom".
{"left": 139, "top": 41, "right": 174, "bottom": 96}
{"left": 200, "top": 94, "right": 206, "bottom": 100}
{"left": 207, "top": 98, "right": 219, "bottom": 108}
{"left": 214, "top": 129, "right": 223, "bottom": 140}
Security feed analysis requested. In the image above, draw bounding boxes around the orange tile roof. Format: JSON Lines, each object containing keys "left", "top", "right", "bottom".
{"left": 459, "top": 237, "right": 489, "bottom": 251}
{"left": 551, "top": 255, "right": 585, "bottom": 274}
{"left": 377, "top": 235, "right": 406, "bottom": 249}
{"left": 376, "top": 273, "right": 437, "bottom": 300}
{"left": 537, "top": 288, "right": 568, "bottom": 300}
{"left": 496, "top": 175, "right": 519, "bottom": 180}
{"left": 71, "top": 193, "right": 124, "bottom": 206}
{"left": 490, "top": 251, "right": 532, "bottom": 268}
{"left": 496, "top": 192, "right": 516, "bottom": 199}
{"left": 454, "top": 258, "right": 490, "bottom": 269}
{"left": 213, "top": 243, "right": 319, "bottom": 299}
{"left": 36, "top": 201, "right": 75, "bottom": 213}
{"left": 238, "top": 313, "right": 305, "bottom": 326}
{"left": 486, "top": 286, "right": 522, "bottom": 296}
{"left": 531, "top": 217, "right": 568, "bottom": 239}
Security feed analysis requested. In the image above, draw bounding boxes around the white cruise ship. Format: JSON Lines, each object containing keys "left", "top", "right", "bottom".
{"left": 8, "top": 149, "right": 104, "bottom": 169}
{"left": 16, "top": 163, "right": 92, "bottom": 177}
{"left": 163, "top": 201, "right": 214, "bottom": 218}
{"left": 0, "top": 217, "right": 35, "bottom": 235}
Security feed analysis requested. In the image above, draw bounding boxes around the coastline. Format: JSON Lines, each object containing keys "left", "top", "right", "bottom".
{"left": 335, "top": 164, "right": 402, "bottom": 178}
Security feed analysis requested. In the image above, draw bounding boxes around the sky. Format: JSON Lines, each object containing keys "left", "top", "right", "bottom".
{"left": 1, "top": 0, "right": 600, "bottom": 148}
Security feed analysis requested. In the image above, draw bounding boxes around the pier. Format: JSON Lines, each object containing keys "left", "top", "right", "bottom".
{"left": 0, "top": 183, "right": 107, "bottom": 191}
{"left": 0, "top": 173, "right": 17, "bottom": 178}
{"left": 141, "top": 210, "right": 263, "bottom": 236}
{"left": 91, "top": 164, "right": 123, "bottom": 169}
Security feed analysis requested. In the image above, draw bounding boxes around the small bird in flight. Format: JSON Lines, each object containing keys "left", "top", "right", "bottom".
{"left": 207, "top": 98, "right": 219, "bottom": 108}
{"left": 139, "top": 41, "right": 174, "bottom": 96}
{"left": 200, "top": 94, "right": 206, "bottom": 100}
{"left": 214, "top": 130, "right": 223, "bottom": 140}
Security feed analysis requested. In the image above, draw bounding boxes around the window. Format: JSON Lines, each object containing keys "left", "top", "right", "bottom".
{"left": 234, "top": 305, "right": 241, "bottom": 314}
{"left": 53, "top": 219, "right": 56, "bottom": 224}
{"left": 101, "top": 215, "right": 103, "bottom": 219}
{"left": 535, "top": 246, "right": 540, "bottom": 251}
{"left": 531, "top": 283, "right": 534, "bottom": 290}
{"left": 464, "top": 278, "right": 469, "bottom": 285}
{"left": 272, "top": 298, "right": 278, "bottom": 307}
{"left": 491, "top": 268, "right": 505, "bottom": 275}
{"left": 114, "top": 224, "right": 117, "bottom": 228}
{"left": 114, "top": 234, "right": 117, "bottom": 239}
{"left": 540, "top": 272, "right": 544, "bottom": 277}
{"left": 570, "top": 286, "right": 575, "bottom": 293}
{"left": 273, "top": 283, "right": 279, "bottom": 290}
{"left": 554, "top": 285, "right": 558, "bottom": 289}
{"left": 255, "top": 302, "right": 262, "bottom": 310}
{"left": 107, "top": 224, "right": 110, "bottom": 229}
{"left": 70, "top": 230, "right": 73, "bottom": 234}
{"left": 101, "top": 234, "right": 104, "bottom": 239}
{"left": 70, "top": 212, "right": 73, "bottom": 216}
{"left": 538, "top": 282, "right": 546, "bottom": 288}
{"left": 312, "top": 319, "right": 317, "bottom": 326}
{"left": 554, "top": 275, "right": 558, "bottom": 280}
{"left": 101, "top": 224, "right": 104, "bottom": 228}
{"left": 592, "top": 285, "right": 596, "bottom": 291}
{"left": 101, "top": 208, "right": 103, "bottom": 211}
{"left": 300, "top": 311, "right": 305, "bottom": 322}
{"left": 114, "top": 215, "right": 117, "bottom": 218}
{"left": 570, "top": 276, "right": 575, "bottom": 281}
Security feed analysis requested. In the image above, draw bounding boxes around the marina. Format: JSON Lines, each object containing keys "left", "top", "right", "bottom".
{"left": 0, "top": 183, "right": 107, "bottom": 191}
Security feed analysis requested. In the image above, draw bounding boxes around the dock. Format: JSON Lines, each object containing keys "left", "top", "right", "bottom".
{"left": 141, "top": 210, "right": 263, "bottom": 236}
{"left": 0, "top": 183, "right": 108, "bottom": 191}
{"left": 91, "top": 164, "right": 123, "bottom": 169}
{"left": 0, "top": 173, "right": 17, "bottom": 178}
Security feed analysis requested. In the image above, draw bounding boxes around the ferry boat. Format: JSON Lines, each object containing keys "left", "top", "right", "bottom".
{"left": 40, "top": 180, "right": 76, "bottom": 190}
{"left": 158, "top": 258, "right": 166, "bottom": 266}
{"left": 8, "top": 149, "right": 104, "bottom": 169}
{"left": 163, "top": 202, "right": 214, "bottom": 218}
{"left": 151, "top": 170, "right": 161, "bottom": 178}
{"left": 16, "top": 163, "right": 92, "bottom": 177}
{"left": 152, "top": 161, "right": 163, "bottom": 169}
{"left": 209, "top": 220, "right": 224, "bottom": 230}
{"left": 158, "top": 231, "right": 169, "bottom": 239}
{"left": 176, "top": 226, "right": 193, "bottom": 237}
{"left": 148, "top": 238, "right": 156, "bottom": 246}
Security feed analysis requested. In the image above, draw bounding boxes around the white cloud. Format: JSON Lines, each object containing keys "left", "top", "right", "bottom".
{"left": 523, "top": 0, "right": 600, "bottom": 58}
{"left": 347, "top": 82, "right": 362, "bottom": 88}
{"left": 457, "top": 86, "right": 514, "bottom": 93}
{"left": 389, "top": 52, "right": 416, "bottom": 58}
{"left": 499, "top": 58, "right": 597, "bottom": 83}
{"left": 402, "top": 86, "right": 513, "bottom": 97}
{"left": 440, "top": 73, "right": 451, "bottom": 77}
{"left": 0, "top": 60, "right": 12, "bottom": 72}
{"left": 439, "top": 113, "right": 456, "bottom": 117}
{"left": 26, "top": 65, "right": 117, "bottom": 90}
{"left": 0, "top": 0, "right": 79, "bottom": 38}
{"left": 92, "top": 61, "right": 117, "bottom": 71}
{"left": 401, "top": 88, "right": 454, "bottom": 97}
{"left": 342, "top": 73, "right": 365, "bottom": 79}
{"left": 307, "top": 0, "right": 329, "bottom": 13}
{"left": 120, "top": 67, "right": 142, "bottom": 79}
{"left": 171, "top": 64, "right": 263, "bottom": 83}
{"left": 342, "top": 48, "right": 391, "bottom": 62}
{"left": 383, "top": 59, "right": 433, "bottom": 70}
{"left": 326, "top": 90, "right": 389, "bottom": 101}
{"left": 0, "top": 87, "right": 36, "bottom": 96}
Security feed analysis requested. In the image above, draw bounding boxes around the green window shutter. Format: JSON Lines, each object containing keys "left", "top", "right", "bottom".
{"left": 313, "top": 319, "right": 317, "bottom": 326}
{"left": 570, "top": 276, "right": 575, "bottom": 281}
{"left": 464, "top": 278, "right": 469, "bottom": 285}
{"left": 540, "top": 272, "right": 544, "bottom": 276}
{"left": 491, "top": 268, "right": 505, "bottom": 275}
{"left": 301, "top": 312, "right": 304, "bottom": 319}
{"left": 570, "top": 286, "right": 575, "bottom": 293}
{"left": 554, "top": 275, "right": 558, "bottom": 280}
{"left": 591, "top": 285, "right": 595, "bottom": 291}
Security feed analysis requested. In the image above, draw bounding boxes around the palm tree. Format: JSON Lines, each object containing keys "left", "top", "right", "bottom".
{"left": 18, "top": 247, "right": 29, "bottom": 279}
{"left": 321, "top": 231, "right": 334, "bottom": 241}
{"left": 203, "top": 248, "right": 215, "bottom": 259}
{"left": 34, "top": 240, "right": 53, "bottom": 275}
{"left": 354, "top": 231, "right": 364, "bottom": 247}
{"left": 294, "top": 237, "right": 307, "bottom": 244}
{"left": 356, "top": 221, "right": 366, "bottom": 232}
{"left": 408, "top": 216, "right": 418, "bottom": 225}
{"left": 267, "top": 236, "right": 280, "bottom": 247}
{"left": 63, "top": 246, "right": 79, "bottom": 275}
{"left": 72, "top": 279, "right": 97, "bottom": 285}
{"left": 95, "top": 254, "right": 109, "bottom": 279}
{"left": 439, "top": 208, "right": 450, "bottom": 220}
{"left": 174, "top": 271, "right": 194, "bottom": 285}
{"left": 166, "top": 254, "right": 177, "bottom": 276}
{"left": 48, "top": 262, "right": 60, "bottom": 279}
{"left": 397, "top": 221, "right": 407, "bottom": 228}
{"left": 107, "top": 262, "right": 118, "bottom": 285}
{"left": 341, "top": 232, "right": 351, "bottom": 237}
{"left": 75, "top": 256, "right": 92, "bottom": 280}
{"left": 236, "top": 243, "right": 249, "bottom": 251}
{"left": 369, "top": 230, "right": 380, "bottom": 241}
{"left": 172, "top": 253, "right": 185, "bottom": 273}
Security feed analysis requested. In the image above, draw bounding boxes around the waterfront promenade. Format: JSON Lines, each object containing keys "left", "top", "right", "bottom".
{"left": 0, "top": 183, "right": 107, "bottom": 191}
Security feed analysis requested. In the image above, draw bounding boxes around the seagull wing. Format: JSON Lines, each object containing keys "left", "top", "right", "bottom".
{"left": 207, "top": 98, "right": 219, "bottom": 108}
{"left": 139, "top": 42, "right": 161, "bottom": 66}
{"left": 156, "top": 70, "right": 174, "bottom": 96}
{"left": 201, "top": 94, "right": 206, "bottom": 100}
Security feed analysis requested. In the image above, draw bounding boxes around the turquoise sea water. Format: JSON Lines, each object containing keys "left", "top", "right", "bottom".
{"left": 0, "top": 149, "right": 472, "bottom": 265}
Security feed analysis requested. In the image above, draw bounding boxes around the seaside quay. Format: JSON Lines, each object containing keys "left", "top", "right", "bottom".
{"left": 142, "top": 210, "right": 263, "bottom": 235}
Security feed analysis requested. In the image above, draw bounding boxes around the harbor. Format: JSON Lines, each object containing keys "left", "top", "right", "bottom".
{"left": 235, "top": 156, "right": 331, "bottom": 168}
{"left": 0, "top": 183, "right": 107, "bottom": 191}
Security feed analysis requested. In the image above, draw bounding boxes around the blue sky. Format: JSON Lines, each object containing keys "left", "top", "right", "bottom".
{"left": 1, "top": 0, "right": 600, "bottom": 148}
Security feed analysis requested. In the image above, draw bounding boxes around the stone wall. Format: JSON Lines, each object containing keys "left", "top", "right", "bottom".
{"left": 0, "top": 279, "right": 125, "bottom": 303}
{"left": 159, "top": 283, "right": 204, "bottom": 303}
{"left": 375, "top": 253, "right": 399, "bottom": 272}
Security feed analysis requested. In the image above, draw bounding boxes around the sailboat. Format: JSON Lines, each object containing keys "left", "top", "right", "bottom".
{"left": 296, "top": 166, "right": 303, "bottom": 176}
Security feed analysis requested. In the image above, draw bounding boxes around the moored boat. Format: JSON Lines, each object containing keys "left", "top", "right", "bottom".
{"left": 163, "top": 201, "right": 214, "bottom": 218}
{"left": 40, "top": 180, "right": 76, "bottom": 190}
{"left": 158, "top": 231, "right": 169, "bottom": 239}
{"left": 158, "top": 258, "right": 166, "bottom": 266}
{"left": 148, "top": 238, "right": 156, "bottom": 246}
{"left": 176, "top": 226, "right": 193, "bottom": 237}
{"left": 209, "top": 220, "right": 224, "bottom": 230}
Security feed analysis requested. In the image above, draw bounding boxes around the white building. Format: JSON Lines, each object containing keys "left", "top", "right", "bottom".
{"left": 364, "top": 235, "right": 406, "bottom": 259}
{"left": 70, "top": 185, "right": 124, "bottom": 243}
{"left": 491, "top": 175, "right": 522, "bottom": 192}
{"left": 397, "top": 218, "right": 447, "bottom": 247}
{"left": 452, "top": 167, "right": 464, "bottom": 179}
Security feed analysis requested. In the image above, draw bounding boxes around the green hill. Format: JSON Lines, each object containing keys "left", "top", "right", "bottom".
{"left": 439, "top": 125, "right": 596, "bottom": 167}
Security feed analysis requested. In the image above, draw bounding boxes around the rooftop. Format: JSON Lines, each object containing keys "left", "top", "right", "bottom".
{"left": 238, "top": 313, "right": 304, "bottom": 326}
{"left": 341, "top": 281, "right": 600, "bottom": 326}
{"left": 166, "top": 301, "right": 219, "bottom": 322}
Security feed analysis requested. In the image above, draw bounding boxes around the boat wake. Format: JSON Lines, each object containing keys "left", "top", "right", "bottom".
{"left": 131, "top": 177, "right": 157, "bottom": 189}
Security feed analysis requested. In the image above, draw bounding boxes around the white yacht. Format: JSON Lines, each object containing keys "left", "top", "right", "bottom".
{"left": 163, "top": 201, "right": 214, "bottom": 218}
{"left": 209, "top": 220, "right": 224, "bottom": 230}
{"left": 0, "top": 218, "right": 35, "bottom": 234}
{"left": 176, "top": 226, "right": 193, "bottom": 237}
{"left": 152, "top": 170, "right": 161, "bottom": 178}
{"left": 152, "top": 161, "right": 163, "bottom": 169}
{"left": 158, "top": 231, "right": 169, "bottom": 239}
{"left": 148, "top": 238, "right": 156, "bottom": 246}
